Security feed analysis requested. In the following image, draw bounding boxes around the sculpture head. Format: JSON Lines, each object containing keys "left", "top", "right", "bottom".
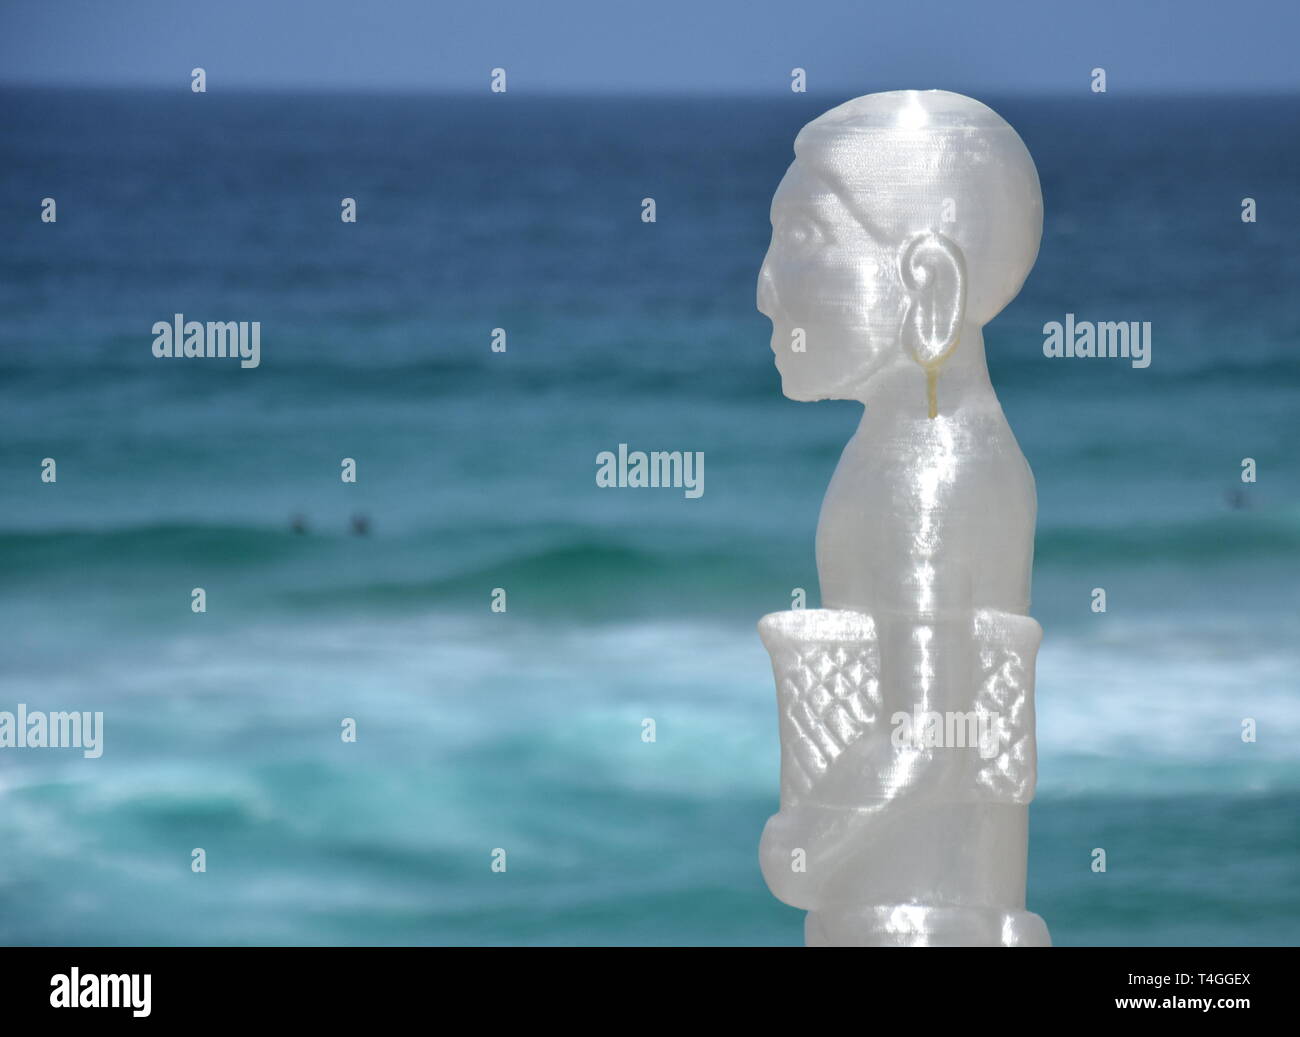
{"left": 757, "top": 90, "right": 1043, "bottom": 404}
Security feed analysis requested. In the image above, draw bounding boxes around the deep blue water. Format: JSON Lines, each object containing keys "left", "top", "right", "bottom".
{"left": 0, "top": 88, "right": 1297, "bottom": 944}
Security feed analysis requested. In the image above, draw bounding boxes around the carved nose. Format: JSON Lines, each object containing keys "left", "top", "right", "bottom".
{"left": 757, "top": 265, "right": 779, "bottom": 316}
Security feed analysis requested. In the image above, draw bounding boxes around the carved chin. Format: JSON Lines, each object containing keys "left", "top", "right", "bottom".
{"left": 781, "top": 380, "right": 822, "bottom": 403}
{"left": 779, "top": 369, "right": 860, "bottom": 403}
{"left": 777, "top": 353, "right": 879, "bottom": 403}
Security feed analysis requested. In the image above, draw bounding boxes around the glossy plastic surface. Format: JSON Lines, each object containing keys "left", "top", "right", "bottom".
{"left": 755, "top": 90, "right": 1050, "bottom": 947}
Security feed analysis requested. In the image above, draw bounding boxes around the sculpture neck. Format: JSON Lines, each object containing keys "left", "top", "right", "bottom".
{"left": 816, "top": 321, "right": 1033, "bottom": 618}
{"left": 856, "top": 324, "right": 998, "bottom": 423}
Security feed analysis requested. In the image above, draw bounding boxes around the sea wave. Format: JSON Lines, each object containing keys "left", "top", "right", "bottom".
{"left": 2, "top": 508, "right": 1296, "bottom": 582}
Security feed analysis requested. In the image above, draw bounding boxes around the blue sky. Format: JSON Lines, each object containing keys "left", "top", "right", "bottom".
{"left": 2, "top": 0, "right": 1297, "bottom": 94}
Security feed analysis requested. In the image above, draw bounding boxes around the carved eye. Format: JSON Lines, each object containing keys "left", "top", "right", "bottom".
{"left": 784, "top": 215, "right": 827, "bottom": 253}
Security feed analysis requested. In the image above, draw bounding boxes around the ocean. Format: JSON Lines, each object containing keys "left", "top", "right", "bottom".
{"left": 0, "top": 87, "right": 1297, "bottom": 945}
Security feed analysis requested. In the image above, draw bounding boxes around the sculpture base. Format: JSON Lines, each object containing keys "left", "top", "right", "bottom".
{"left": 805, "top": 905, "right": 1051, "bottom": 947}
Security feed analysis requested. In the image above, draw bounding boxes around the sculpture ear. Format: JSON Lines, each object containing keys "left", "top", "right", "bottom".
{"left": 898, "top": 230, "right": 967, "bottom": 369}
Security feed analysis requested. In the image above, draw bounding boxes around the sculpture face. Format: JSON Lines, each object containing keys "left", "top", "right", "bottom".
{"left": 757, "top": 163, "right": 898, "bottom": 401}
{"left": 757, "top": 90, "right": 1044, "bottom": 403}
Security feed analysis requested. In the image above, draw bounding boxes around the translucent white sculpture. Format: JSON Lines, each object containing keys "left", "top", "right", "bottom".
{"left": 756, "top": 90, "right": 1050, "bottom": 947}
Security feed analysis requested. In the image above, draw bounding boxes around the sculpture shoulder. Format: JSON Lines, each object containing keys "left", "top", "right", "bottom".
{"left": 972, "top": 607, "right": 1041, "bottom": 654}
{"left": 758, "top": 607, "right": 1039, "bottom": 650}
{"left": 758, "top": 607, "right": 876, "bottom": 647}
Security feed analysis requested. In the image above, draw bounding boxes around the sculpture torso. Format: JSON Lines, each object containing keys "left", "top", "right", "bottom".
{"left": 816, "top": 339, "right": 1036, "bottom": 619}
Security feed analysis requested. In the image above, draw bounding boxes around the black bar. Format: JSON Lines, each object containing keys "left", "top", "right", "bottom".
{"left": 0, "top": 946, "right": 1277, "bottom": 1023}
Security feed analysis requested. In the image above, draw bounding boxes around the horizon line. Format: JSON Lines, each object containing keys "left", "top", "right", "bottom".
{"left": 2, "top": 79, "right": 1299, "bottom": 101}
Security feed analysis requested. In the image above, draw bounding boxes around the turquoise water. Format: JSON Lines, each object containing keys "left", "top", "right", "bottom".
{"left": 0, "top": 89, "right": 1297, "bottom": 944}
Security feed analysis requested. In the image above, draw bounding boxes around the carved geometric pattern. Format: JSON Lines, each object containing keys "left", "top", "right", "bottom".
{"left": 760, "top": 608, "right": 1039, "bottom": 805}
{"left": 759, "top": 610, "right": 880, "bottom": 799}
{"left": 972, "top": 609, "right": 1040, "bottom": 803}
